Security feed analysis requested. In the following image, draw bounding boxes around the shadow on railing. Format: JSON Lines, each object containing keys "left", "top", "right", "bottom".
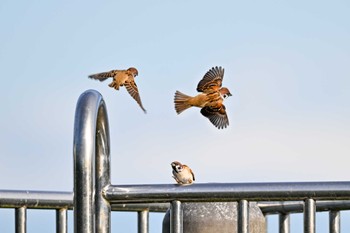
{"left": 1, "top": 90, "right": 350, "bottom": 233}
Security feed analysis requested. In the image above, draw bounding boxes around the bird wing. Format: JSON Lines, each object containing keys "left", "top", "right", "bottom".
{"left": 200, "top": 105, "right": 229, "bottom": 129}
{"left": 190, "top": 168, "right": 195, "bottom": 181}
{"left": 124, "top": 78, "right": 147, "bottom": 113}
{"left": 197, "top": 66, "right": 224, "bottom": 93}
{"left": 88, "top": 70, "right": 120, "bottom": 81}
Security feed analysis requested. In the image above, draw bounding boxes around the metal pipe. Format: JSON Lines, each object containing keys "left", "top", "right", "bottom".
{"left": 15, "top": 206, "right": 26, "bottom": 233}
{"left": 56, "top": 208, "right": 67, "bottom": 233}
{"left": 95, "top": 97, "right": 111, "bottom": 233}
{"left": 104, "top": 182, "right": 350, "bottom": 203}
{"left": 0, "top": 190, "right": 73, "bottom": 209}
{"left": 279, "top": 213, "right": 290, "bottom": 233}
{"left": 304, "top": 199, "right": 315, "bottom": 233}
{"left": 170, "top": 200, "right": 183, "bottom": 233}
{"left": 138, "top": 210, "right": 149, "bottom": 233}
{"left": 111, "top": 203, "right": 169, "bottom": 212}
{"left": 73, "top": 90, "right": 111, "bottom": 233}
{"left": 238, "top": 200, "right": 249, "bottom": 233}
{"left": 329, "top": 211, "right": 340, "bottom": 233}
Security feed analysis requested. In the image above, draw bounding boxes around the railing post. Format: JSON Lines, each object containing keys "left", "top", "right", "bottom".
{"left": 74, "top": 90, "right": 111, "bottom": 233}
{"left": 15, "top": 206, "right": 26, "bottom": 233}
{"left": 279, "top": 213, "right": 290, "bottom": 233}
{"left": 170, "top": 200, "right": 183, "bottom": 233}
{"left": 238, "top": 200, "right": 249, "bottom": 233}
{"left": 304, "top": 199, "right": 315, "bottom": 233}
{"left": 329, "top": 211, "right": 340, "bottom": 233}
{"left": 138, "top": 210, "right": 149, "bottom": 233}
{"left": 56, "top": 208, "right": 67, "bottom": 233}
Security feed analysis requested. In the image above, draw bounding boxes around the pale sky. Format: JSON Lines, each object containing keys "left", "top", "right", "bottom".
{"left": 1, "top": 1, "right": 350, "bottom": 232}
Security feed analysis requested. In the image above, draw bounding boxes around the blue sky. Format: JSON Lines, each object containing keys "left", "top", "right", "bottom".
{"left": 1, "top": 0, "right": 350, "bottom": 232}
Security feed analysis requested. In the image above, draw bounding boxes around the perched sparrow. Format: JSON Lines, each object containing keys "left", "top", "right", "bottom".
{"left": 171, "top": 161, "right": 195, "bottom": 185}
{"left": 174, "top": 66, "right": 232, "bottom": 129}
{"left": 89, "top": 67, "right": 146, "bottom": 113}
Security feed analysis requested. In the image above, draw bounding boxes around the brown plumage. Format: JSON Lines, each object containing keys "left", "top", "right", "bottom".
{"left": 89, "top": 67, "right": 146, "bottom": 113}
{"left": 171, "top": 161, "right": 195, "bottom": 185}
{"left": 174, "top": 66, "right": 232, "bottom": 129}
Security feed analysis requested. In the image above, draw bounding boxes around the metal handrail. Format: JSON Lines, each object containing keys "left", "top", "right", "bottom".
{"left": 0, "top": 190, "right": 72, "bottom": 209}
{"left": 2, "top": 190, "right": 350, "bottom": 213}
{"left": 103, "top": 182, "right": 350, "bottom": 203}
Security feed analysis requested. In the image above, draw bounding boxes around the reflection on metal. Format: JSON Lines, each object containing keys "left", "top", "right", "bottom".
{"left": 2, "top": 90, "right": 350, "bottom": 232}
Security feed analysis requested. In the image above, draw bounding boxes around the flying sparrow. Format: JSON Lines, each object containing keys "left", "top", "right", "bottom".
{"left": 171, "top": 161, "right": 195, "bottom": 185}
{"left": 174, "top": 66, "right": 232, "bottom": 129}
{"left": 89, "top": 67, "right": 147, "bottom": 113}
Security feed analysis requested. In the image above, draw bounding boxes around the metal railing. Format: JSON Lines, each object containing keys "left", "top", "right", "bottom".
{"left": 1, "top": 191, "right": 350, "bottom": 233}
{"left": 0, "top": 190, "right": 72, "bottom": 233}
{"left": 258, "top": 200, "right": 350, "bottom": 233}
{"left": 1, "top": 89, "right": 350, "bottom": 233}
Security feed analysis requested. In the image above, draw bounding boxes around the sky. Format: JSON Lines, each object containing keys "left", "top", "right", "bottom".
{"left": 1, "top": 0, "right": 350, "bottom": 232}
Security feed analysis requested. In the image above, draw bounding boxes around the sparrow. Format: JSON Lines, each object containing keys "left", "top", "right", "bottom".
{"left": 171, "top": 161, "right": 195, "bottom": 185}
{"left": 174, "top": 66, "right": 232, "bottom": 129}
{"left": 89, "top": 67, "right": 147, "bottom": 113}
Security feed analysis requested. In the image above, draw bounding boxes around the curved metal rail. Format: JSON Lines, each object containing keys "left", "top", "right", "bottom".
{"left": 73, "top": 89, "right": 111, "bottom": 233}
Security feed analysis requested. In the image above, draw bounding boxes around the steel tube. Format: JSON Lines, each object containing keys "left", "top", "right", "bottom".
{"left": 170, "top": 201, "right": 183, "bottom": 233}
{"left": 138, "top": 210, "right": 149, "bottom": 233}
{"left": 104, "top": 182, "right": 350, "bottom": 203}
{"left": 95, "top": 97, "right": 111, "bottom": 233}
{"left": 304, "top": 199, "right": 315, "bottom": 233}
{"left": 111, "top": 203, "right": 169, "bottom": 212}
{"left": 329, "top": 211, "right": 340, "bottom": 233}
{"left": 238, "top": 200, "right": 249, "bottom": 233}
{"left": 73, "top": 90, "right": 111, "bottom": 233}
{"left": 15, "top": 206, "right": 26, "bottom": 233}
{"left": 56, "top": 208, "right": 67, "bottom": 233}
{"left": 0, "top": 190, "right": 73, "bottom": 209}
{"left": 279, "top": 213, "right": 290, "bottom": 233}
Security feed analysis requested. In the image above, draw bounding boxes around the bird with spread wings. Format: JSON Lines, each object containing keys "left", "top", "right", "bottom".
{"left": 174, "top": 66, "right": 232, "bottom": 129}
{"left": 89, "top": 67, "right": 146, "bottom": 113}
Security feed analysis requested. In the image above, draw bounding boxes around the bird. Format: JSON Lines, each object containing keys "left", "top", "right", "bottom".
{"left": 88, "top": 67, "right": 147, "bottom": 113}
{"left": 171, "top": 161, "right": 195, "bottom": 185}
{"left": 174, "top": 66, "right": 232, "bottom": 129}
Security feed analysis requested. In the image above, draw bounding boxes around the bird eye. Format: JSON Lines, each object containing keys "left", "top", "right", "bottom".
{"left": 223, "top": 94, "right": 228, "bottom": 99}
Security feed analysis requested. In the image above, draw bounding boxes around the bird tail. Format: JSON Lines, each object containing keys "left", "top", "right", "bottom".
{"left": 88, "top": 71, "right": 115, "bottom": 81}
{"left": 174, "top": 91, "right": 192, "bottom": 114}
